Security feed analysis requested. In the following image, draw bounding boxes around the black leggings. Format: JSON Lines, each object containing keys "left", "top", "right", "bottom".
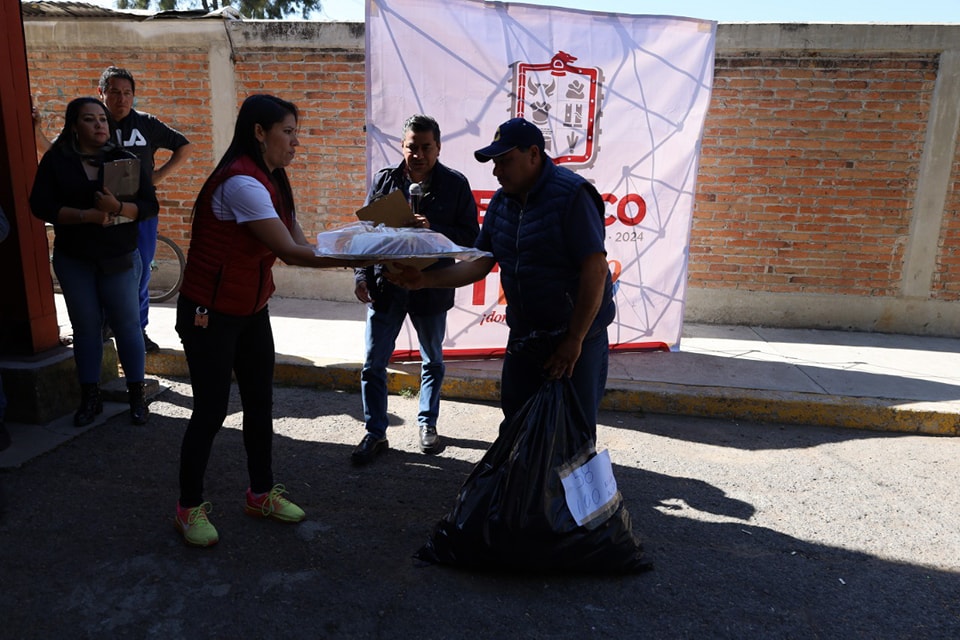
{"left": 176, "top": 295, "right": 276, "bottom": 507}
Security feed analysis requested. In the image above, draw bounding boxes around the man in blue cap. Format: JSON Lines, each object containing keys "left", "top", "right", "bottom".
{"left": 388, "top": 117, "right": 615, "bottom": 437}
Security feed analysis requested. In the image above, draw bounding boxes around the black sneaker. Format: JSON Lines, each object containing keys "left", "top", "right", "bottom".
{"left": 143, "top": 331, "right": 159, "bottom": 353}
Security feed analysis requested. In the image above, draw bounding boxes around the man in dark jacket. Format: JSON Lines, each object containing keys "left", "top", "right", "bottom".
{"left": 351, "top": 115, "right": 479, "bottom": 465}
{"left": 387, "top": 117, "right": 615, "bottom": 440}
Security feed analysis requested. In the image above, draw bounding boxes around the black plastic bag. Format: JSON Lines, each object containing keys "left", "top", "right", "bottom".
{"left": 415, "top": 378, "right": 652, "bottom": 574}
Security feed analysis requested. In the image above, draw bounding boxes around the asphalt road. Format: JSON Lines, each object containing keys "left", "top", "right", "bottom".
{"left": 1, "top": 377, "right": 958, "bottom": 639}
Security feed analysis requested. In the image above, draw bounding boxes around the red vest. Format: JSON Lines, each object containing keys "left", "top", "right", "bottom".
{"left": 180, "top": 156, "right": 294, "bottom": 316}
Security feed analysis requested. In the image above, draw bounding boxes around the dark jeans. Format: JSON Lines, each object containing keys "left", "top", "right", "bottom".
{"left": 500, "top": 326, "right": 610, "bottom": 441}
{"left": 175, "top": 295, "right": 275, "bottom": 507}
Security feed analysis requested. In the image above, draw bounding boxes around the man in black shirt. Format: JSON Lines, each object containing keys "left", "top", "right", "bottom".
{"left": 98, "top": 66, "right": 192, "bottom": 352}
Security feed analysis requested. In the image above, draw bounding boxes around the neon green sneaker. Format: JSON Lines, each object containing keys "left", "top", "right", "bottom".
{"left": 175, "top": 501, "right": 219, "bottom": 547}
{"left": 244, "top": 484, "right": 306, "bottom": 523}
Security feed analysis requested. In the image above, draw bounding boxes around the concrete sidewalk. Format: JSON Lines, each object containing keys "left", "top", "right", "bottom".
{"left": 137, "top": 296, "right": 960, "bottom": 436}
{"left": 2, "top": 294, "right": 959, "bottom": 468}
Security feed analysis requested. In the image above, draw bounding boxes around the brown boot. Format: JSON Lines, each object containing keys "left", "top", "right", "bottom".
{"left": 127, "top": 381, "right": 150, "bottom": 425}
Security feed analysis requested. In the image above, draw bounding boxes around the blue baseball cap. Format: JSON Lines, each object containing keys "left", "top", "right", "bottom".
{"left": 474, "top": 118, "right": 546, "bottom": 162}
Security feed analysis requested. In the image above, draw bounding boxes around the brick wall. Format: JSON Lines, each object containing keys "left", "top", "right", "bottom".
{"left": 232, "top": 49, "right": 368, "bottom": 240}
{"left": 692, "top": 53, "right": 936, "bottom": 298}
{"left": 938, "top": 151, "right": 960, "bottom": 300}
{"left": 23, "top": 19, "right": 960, "bottom": 335}
{"left": 28, "top": 47, "right": 369, "bottom": 250}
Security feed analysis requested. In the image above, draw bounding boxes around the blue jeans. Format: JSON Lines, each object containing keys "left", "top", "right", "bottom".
{"left": 360, "top": 304, "right": 446, "bottom": 438}
{"left": 54, "top": 249, "right": 145, "bottom": 384}
{"left": 137, "top": 216, "right": 158, "bottom": 330}
{"left": 500, "top": 325, "right": 609, "bottom": 441}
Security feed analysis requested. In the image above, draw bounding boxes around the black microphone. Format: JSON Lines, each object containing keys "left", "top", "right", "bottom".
{"left": 409, "top": 182, "right": 423, "bottom": 216}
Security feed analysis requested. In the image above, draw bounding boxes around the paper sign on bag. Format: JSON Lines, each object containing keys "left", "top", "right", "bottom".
{"left": 560, "top": 449, "right": 619, "bottom": 527}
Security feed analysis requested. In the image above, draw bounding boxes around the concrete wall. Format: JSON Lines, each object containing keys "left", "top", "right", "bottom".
{"left": 24, "top": 18, "right": 960, "bottom": 335}
{"left": 696, "top": 24, "right": 960, "bottom": 335}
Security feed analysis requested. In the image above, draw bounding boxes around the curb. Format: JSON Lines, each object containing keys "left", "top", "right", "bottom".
{"left": 601, "top": 383, "right": 960, "bottom": 436}
{"left": 145, "top": 351, "right": 960, "bottom": 436}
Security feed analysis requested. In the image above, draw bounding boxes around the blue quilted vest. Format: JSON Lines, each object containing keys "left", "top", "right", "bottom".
{"left": 484, "top": 160, "right": 615, "bottom": 335}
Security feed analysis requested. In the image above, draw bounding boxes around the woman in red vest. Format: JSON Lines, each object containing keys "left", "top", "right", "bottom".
{"left": 174, "top": 94, "right": 367, "bottom": 547}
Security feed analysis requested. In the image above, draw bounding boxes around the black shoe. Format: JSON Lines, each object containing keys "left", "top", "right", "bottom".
{"left": 419, "top": 425, "right": 441, "bottom": 454}
{"left": 0, "top": 422, "right": 10, "bottom": 452}
{"left": 351, "top": 433, "right": 388, "bottom": 466}
{"left": 143, "top": 331, "right": 159, "bottom": 353}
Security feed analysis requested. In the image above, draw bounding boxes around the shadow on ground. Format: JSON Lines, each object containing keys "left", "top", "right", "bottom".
{"left": 1, "top": 379, "right": 957, "bottom": 638}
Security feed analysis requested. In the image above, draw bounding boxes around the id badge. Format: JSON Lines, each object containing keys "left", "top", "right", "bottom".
{"left": 194, "top": 306, "right": 209, "bottom": 329}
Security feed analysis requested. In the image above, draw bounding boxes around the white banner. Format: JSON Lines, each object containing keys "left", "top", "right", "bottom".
{"left": 366, "top": 0, "right": 716, "bottom": 357}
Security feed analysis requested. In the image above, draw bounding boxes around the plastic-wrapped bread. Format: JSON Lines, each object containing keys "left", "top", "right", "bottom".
{"left": 316, "top": 221, "right": 491, "bottom": 262}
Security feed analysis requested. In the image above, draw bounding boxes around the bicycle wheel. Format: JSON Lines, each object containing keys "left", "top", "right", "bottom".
{"left": 149, "top": 234, "right": 185, "bottom": 303}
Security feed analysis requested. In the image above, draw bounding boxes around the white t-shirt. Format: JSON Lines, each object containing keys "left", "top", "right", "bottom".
{"left": 211, "top": 175, "right": 282, "bottom": 223}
